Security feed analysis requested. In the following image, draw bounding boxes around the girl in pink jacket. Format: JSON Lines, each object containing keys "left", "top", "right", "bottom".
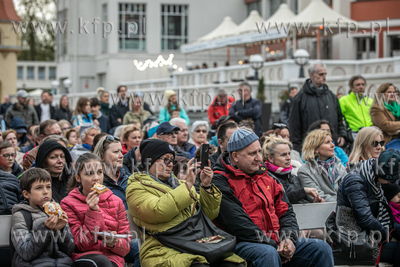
{"left": 61, "top": 153, "right": 131, "bottom": 267}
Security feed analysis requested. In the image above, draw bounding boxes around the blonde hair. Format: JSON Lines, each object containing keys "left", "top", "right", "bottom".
{"left": 302, "top": 129, "right": 332, "bottom": 161}
{"left": 262, "top": 134, "right": 292, "bottom": 162}
{"left": 372, "top": 83, "right": 395, "bottom": 110}
{"left": 349, "top": 126, "right": 383, "bottom": 164}
{"left": 121, "top": 125, "right": 142, "bottom": 143}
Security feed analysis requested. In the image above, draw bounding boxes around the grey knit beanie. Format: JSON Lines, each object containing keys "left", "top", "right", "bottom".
{"left": 227, "top": 129, "right": 259, "bottom": 152}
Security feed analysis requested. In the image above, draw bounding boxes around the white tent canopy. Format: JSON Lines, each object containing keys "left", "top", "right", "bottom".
{"left": 28, "top": 89, "right": 44, "bottom": 96}
{"left": 236, "top": 10, "right": 264, "bottom": 35}
{"left": 290, "top": 0, "right": 365, "bottom": 30}
{"left": 264, "top": 3, "right": 296, "bottom": 28}
{"left": 196, "top": 16, "right": 238, "bottom": 42}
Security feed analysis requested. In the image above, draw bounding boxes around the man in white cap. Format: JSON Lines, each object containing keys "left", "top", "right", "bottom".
{"left": 212, "top": 128, "right": 334, "bottom": 267}
{"left": 5, "top": 90, "right": 39, "bottom": 128}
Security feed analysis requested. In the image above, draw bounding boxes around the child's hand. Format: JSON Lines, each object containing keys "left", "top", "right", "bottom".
{"left": 54, "top": 212, "right": 68, "bottom": 231}
{"left": 105, "top": 231, "right": 118, "bottom": 248}
{"left": 86, "top": 190, "right": 100, "bottom": 211}
{"left": 44, "top": 215, "right": 58, "bottom": 230}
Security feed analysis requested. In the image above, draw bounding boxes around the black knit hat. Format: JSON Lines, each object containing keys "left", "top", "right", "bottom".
{"left": 140, "top": 139, "right": 175, "bottom": 170}
{"left": 374, "top": 149, "right": 400, "bottom": 181}
{"left": 382, "top": 183, "right": 400, "bottom": 202}
{"left": 36, "top": 140, "right": 73, "bottom": 177}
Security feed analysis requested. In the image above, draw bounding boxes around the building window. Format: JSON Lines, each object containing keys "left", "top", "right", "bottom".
{"left": 49, "top": 67, "right": 56, "bottom": 80}
{"left": 270, "top": 0, "right": 284, "bottom": 16}
{"left": 27, "top": 66, "right": 35, "bottom": 80}
{"left": 102, "top": 4, "right": 108, "bottom": 53}
{"left": 38, "top": 67, "right": 45, "bottom": 80}
{"left": 17, "top": 66, "right": 23, "bottom": 80}
{"left": 247, "top": 1, "right": 261, "bottom": 16}
{"left": 119, "top": 3, "right": 146, "bottom": 50}
{"left": 57, "top": 9, "right": 68, "bottom": 56}
{"left": 161, "top": 4, "right": 188, "bottom": 51}
{"left": 390, "top": 35, "right": 400, "bottom": 57}
{"left": 356, "top": 37, "right": 376, "bottom": 59}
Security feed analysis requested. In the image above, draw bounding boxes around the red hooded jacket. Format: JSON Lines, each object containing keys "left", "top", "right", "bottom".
{"left": 212, "top": 153, "right": 299, "bottom": 245}
{"left": 61, "top": 188, "right": 131, "bottom": 267}
{"left": 207, "top": 96, "right": 234, "bottom": 126}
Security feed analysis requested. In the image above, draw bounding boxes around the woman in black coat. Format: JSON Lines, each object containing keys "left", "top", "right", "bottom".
{"left": 35, "top": 140, "right": 73, "bottom": 202}
{"left": 53, "top": 95, "right": 72, "bottom": 122}
{"left": 336, "top": 149, "right": 400, "bottom": 265}
{"left": 262, "top": 134, "right": 320, "bottom": 204}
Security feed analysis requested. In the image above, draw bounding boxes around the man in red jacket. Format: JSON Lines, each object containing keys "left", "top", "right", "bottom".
{"left": 212, "top": 129, "right": 334, "bottom": 267}
{"left": 207, "top": 88, "right": 234, "bottom": 127}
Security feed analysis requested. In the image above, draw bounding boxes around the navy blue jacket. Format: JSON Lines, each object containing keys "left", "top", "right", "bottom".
{"left": 110, "top": 101, "right": 129, "bottom": 128}
{"left": 96, "top": 114, "right": 110, "bottom": 133}
{"left": 0, "top": 103, "right": 12, "bottom": 116}
{"left": 229, "top": 97, "right": 263, "bottom": 136}
{"left": 0, "top": 170, "right": 24, "bottom": 215}
{"left": 103, "top": 168, "right": 131, "bottom": 209}
{"left": 337, "top": 172, "right": 388, "bottom": 238}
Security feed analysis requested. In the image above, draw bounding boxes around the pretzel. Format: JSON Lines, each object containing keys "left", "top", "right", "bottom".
{"left": 91, "top": 183, "right": 108, "bottom": 195}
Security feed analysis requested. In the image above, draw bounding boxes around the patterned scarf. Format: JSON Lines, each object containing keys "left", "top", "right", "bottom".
{"left": 384, "top": 101, "right": 400, "bottom": 118}
{"left": 360, "top": 159, "right": 391, "bottom": 228}
{"left": 317, "top": 157, "right": 338, "bottom": 187}
{"left": 145, "top": 171, "right": 181, "bottom": 189}
{"left": 265, "top": 161, "right": 292, "bottom": 175}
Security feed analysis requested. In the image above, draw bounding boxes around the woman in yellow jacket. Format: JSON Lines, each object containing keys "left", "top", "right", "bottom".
{"left": 126, "top": 139, "right": 245, "bottom": 267}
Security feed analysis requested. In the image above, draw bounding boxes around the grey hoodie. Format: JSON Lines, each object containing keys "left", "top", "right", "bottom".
{"left": 297, "top": 157, "right": 347, "bottom": 202}
{"left": 11, "top": 201, "right": 75, "bottom": 267}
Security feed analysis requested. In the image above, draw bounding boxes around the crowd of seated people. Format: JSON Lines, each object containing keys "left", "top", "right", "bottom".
{"left": 0, "top": 69, "right": 400, "bottom": 267}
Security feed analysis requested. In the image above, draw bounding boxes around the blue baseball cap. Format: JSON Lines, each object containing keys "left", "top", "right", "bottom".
{"left": 156, "top": 122, "right": 180, "bottom": 135}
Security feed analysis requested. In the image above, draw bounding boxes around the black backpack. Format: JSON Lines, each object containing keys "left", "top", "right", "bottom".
{"left": 9, "top": 210, "right": 32, "bottom": 267}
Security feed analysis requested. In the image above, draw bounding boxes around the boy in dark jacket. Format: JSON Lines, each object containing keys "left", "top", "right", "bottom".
{"left": 11, "top": 168, "right": 75, "bottom": 267}
{"left": 90, "top": 98, "right": 110, "bottom": 133}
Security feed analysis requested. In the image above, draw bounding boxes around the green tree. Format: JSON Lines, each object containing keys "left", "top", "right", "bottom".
{"left": 256, "top": 76, "right": 266, "bottom": 103}
{"left": 16, "top": 0, "right": 56, "bottom": 61}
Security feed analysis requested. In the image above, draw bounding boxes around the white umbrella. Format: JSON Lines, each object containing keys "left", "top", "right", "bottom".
{"left": 236, "top": 10, "right": 265, "bottom": 35}
{"left": 196, "top": 16, "right": 238, "bottom": 42}
{"left": 264, "top": 3, "right": 296, "bottom": 29}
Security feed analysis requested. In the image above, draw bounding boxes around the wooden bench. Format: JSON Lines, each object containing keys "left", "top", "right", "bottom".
{"left": 293, "top": 203, "right": 392, "bottom": 267}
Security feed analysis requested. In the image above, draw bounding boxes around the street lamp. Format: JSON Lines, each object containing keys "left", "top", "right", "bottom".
{"left": 186, "top": 61, "right": 194, "bottom": 71}
{"left": 249, "top": 54, "right": 264, "bottom": 80}
{"left": 294, "top": 49, "right": 310, "bottom": 78}
{"left": 63, "top": 79, "right": 72, "bottom": 94}
{"left": 168, "top": 65, "right": 175, "bottom": 78}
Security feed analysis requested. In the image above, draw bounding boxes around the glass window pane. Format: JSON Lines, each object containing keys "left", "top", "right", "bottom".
{"left": 38, "top": 67, "right": 45, "bottom": 80}
{"left": 119, "top": 3, "right": 146, "bottom": 50}
{"left": 27, "top": 66, "right": 34, "bottom": 80}
{"left": 17, "top": 66, "right": 23, "bottom": 80}
{"left": 49, "top": 67, "right": 56, "bottom": 79}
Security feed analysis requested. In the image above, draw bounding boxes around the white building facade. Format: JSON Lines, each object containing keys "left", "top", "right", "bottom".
{"left": 55, "top": 0, "right": 248, "bottom": 94}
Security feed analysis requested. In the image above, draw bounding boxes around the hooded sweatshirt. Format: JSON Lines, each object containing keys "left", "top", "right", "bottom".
{"left": 11, "top": 201, "right": 75, "bottom": 267}
{"left": 35, "top": 141, "right": 73, "bottom": 203}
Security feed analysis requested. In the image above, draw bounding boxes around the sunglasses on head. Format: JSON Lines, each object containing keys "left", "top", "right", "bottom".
{"left": 159, "top": 157, "right": 177, "bottom": 165}
{"left": 195, "top": 129, "right": 207, "bottom": 134}
{"left": 106, "top": 135, "right": 121, "bottom": 142}
{"left": 372, "top": 141, "right": 384, "bottom": 147}
{"left": 160, "top": 130, "right": 179, "bottom": 136}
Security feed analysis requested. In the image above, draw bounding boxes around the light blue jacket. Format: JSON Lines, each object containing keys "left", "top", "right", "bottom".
{"left": 158, "top": 105, "right": 190, "bottom": 125}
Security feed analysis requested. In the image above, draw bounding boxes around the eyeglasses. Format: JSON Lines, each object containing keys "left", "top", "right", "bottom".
{"left": 0, "top": 153, "right": 16, "bottom": 159}
{"left": 372, "top": 141, "right": 385, "bottom": 147}
{"left": 159, "top": 157, "right": 177, "bottom": 165}
{"left": 195, "top": 129, "right": 207, "bottom": 134}
{"left": 106, "top": 135, "right": 121, "bottom": 142}
{"left": 160, "top": 131, "right": 179, "bottom": 136}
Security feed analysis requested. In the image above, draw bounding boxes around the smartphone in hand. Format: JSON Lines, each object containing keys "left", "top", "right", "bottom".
{"left": 200, "top": 144, "right": 209, "bottom": 169}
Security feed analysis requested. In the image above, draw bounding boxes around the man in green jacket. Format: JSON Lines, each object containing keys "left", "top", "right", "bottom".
{"left": 339, "top": 75, "right": 373, "bottom": 133}
{"left": 5, "top": 90, "right": 39, "bottom": 128}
